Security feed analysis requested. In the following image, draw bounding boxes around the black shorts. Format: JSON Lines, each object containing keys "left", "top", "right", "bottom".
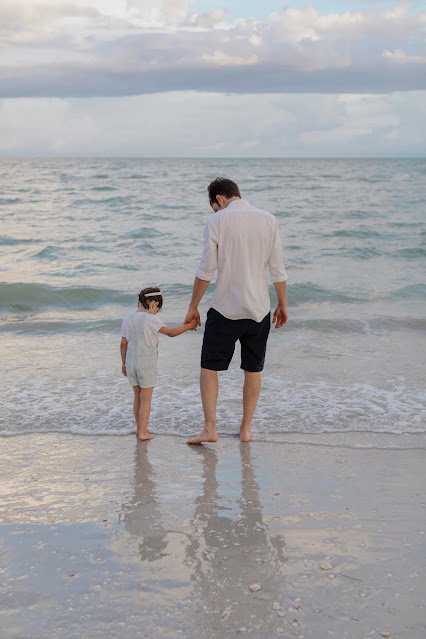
{"left": 201, "top": 308, "right": 271, "bottom": 372}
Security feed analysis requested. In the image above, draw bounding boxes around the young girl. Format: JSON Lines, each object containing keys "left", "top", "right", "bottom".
{"left": 120, "top": 286, "right": 197, "bottom": 441}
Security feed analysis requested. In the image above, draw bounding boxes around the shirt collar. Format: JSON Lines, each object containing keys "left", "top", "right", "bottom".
{"left": 227, "top": 198, "right": 250, "bottom": 209}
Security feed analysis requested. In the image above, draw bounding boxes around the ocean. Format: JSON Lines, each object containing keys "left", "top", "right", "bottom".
{"left": 1, "top": 157, "right": 425, "bottom": 448}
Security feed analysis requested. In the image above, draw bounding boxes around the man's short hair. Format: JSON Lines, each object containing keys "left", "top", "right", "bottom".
{"left": 207, "top": 178, "right": 241, "bottom": 206}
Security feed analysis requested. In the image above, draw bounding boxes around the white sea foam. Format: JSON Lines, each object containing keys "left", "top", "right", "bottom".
{"left": 1, "top": 373, "right": 424, "bottom": 448}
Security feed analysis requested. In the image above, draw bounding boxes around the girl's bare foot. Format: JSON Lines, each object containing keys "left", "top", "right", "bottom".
{"left": 139, "top": 432, "right": 154, "bottom": 441}
{"left": 187, "top": 429, "right": 218, "bottom": 445}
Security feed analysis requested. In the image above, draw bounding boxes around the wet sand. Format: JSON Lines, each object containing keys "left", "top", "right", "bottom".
{"left": 0, "top": 434, "right": 425, "bottom": 638}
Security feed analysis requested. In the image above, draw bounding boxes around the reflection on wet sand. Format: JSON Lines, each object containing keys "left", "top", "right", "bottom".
{"left": 120, "top": 441, "right": 288, "bottom": 634}
{"left": 120, "top": 442, "right": 168, "bottom": 560}
{"left": 186, "top": 444, "right": 287, "bottom": 632}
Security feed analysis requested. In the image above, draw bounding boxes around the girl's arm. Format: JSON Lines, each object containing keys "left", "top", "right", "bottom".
{"left": 120, "top": 337, "right": 128, "bottom": 376}
{"left": 159, "top": 320, "right": 197, "bottom": 338}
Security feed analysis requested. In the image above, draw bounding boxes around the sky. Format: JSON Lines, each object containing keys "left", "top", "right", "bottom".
{"left": 0, "top": 0, "right": 425, "bottom": 157}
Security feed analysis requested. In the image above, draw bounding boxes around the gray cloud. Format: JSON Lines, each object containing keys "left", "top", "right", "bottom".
{"left": 0, "top": 2, "right": 425, "bottom": 97}
{"left": 0, "top": 61, "right": 424, "bottom": 99}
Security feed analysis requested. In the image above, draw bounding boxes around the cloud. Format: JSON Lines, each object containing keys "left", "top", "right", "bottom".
{"left": 383, "top": 48, "right": 426, "bottom": 63}
{"left": 126, "top": 0, "right": 195, "bottom": 25}
{"left": 0, "top": 1, "right": 425, "bottom": 97}
{"left": 1, "top": 91, "right": 425, "bottom": 157}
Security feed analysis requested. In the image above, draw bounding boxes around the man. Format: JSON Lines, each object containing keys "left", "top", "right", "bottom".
{"left": 185, "top": 177, "right": 288, "bottom": 444}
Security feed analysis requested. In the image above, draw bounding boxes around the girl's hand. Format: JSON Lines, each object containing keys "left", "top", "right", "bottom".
{"left": 189, "top": 319, "right": 198, "bottom": 331}
{"left": 122, "top": 364, "right": 127, "bottom": 377}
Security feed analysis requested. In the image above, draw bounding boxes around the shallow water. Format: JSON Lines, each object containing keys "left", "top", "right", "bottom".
{"left": 1, "top": 158, "right": 425, "bottom": 445}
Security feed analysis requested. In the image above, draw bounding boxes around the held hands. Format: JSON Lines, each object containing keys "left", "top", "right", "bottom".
{"left": 185, "top": 305, "right": 201, "bottom": 327}
{"left": 121, "top": 363, "right": 127, "bottom": 377}
{"left": 189, "top": 319, "right": 198, "bottom": 331}
{"left": 273, "top": 305, "right": 288, "bottom": 328}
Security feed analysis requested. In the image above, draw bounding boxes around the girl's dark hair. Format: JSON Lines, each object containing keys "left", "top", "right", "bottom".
{"left": 208, "top": 177, "right": 241, "bottom": 206}
{"left": 138, "top": 287, "right": 163, "bottom": 310}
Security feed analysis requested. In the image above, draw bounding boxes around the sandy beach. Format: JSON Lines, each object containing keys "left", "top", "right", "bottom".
{"left": 0, "top": 434, "right": 424, "bottom": 638}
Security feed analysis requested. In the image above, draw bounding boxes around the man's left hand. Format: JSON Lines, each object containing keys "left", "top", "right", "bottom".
{"left": 273, "top": 305, "right": 288, "bottom": 328}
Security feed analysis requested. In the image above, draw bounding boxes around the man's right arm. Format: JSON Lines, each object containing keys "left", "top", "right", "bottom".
{"left": 185, "top": 277, "right": 210, "bottom": 325}
{"left": 185, "top": 220, "right": 218, "bottom": 325}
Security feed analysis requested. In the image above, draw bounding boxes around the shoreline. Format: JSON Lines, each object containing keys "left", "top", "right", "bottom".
{"left": 1, "top": 434, "right": 425, "bottom": 638}
{"left": 0, "top": 430, "right": 424, "bottom": 451}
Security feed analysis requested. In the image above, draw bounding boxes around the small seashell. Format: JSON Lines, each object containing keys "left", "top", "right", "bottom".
{"left": 249, "top": 583, "right": 261, "bottom": 592}
{"left": 277, "top": 612, "right": 286, "bottom": 617}
{"left": 272, "top": 602, "right": 281, "bottom": 610}
{"left": 320, "top": 561, "right": 332, "bottom": 570}
{"left": 380, "top": 634, "right": 390, "bottom": 638}
{"left": 222, "top": 611, "right": 230, "bottom": 618}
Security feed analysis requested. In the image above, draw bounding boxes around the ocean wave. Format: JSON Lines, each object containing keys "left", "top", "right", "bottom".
{"left": 385, "top": 283, "right": 426, "bottom": 301}
{"left": 34, "top": 245, "right": 62, "bottom": 259}
{"left": 0, "top": 236, "right": 40, "bottom": 246}
{"left": 393, "top": 247, "right": 426, "bottom": 259}
{"left": 2, "top": 281, "right": 424, "bottom": 317}
{"left": 120, "top": 174, "right": 148, "bottom": 180}
{"left": 341, "top": 246, "right": 383, "bottom": 259}
{"left": 2, "top": 315, "right": 425, "bottom": 336}
{"left": 288, "top": 283, "right": 364, "bottom": 305}
{"left": 0, "top": 282, "right": 133, "bottom": 310}
{"left": 0, "top": 282, "right": 197, "bottom": 313}
{"left": 0, "top": 319, "right": 123, "bottom": 334}
{"left": 123, "top": 228, "right": 163, "bottom": 239}
{"left": 1, "top": 376, "right": 424, "bottom": 442}
{"left": 0, "top": 197, "right": 20, "bottom": 205}
{"left": 326, "top": 228, "right": 382, "bottom": 239}
{"left": 72, "top": 195, "right": 134, "bottom": 206}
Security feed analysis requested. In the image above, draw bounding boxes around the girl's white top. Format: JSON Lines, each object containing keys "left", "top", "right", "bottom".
{"left": 121, "top": 312, "right": 165, "bottom": 347}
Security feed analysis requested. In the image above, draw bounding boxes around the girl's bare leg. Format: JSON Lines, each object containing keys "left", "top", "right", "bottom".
{"left": 133, "top": 386, "right": 141, "bottom": 435}
{"left": 139, "top": 387, "right": 154, "bottom": 441}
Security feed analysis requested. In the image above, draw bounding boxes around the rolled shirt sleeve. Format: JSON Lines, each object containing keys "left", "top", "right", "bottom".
{"left": 195, "top": 218, "right": 218, "bottom": 281}
{"left": 268, "top": 221, "right": 288, "bottom": 283}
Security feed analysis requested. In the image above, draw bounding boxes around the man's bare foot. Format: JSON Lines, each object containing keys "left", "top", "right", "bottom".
{"left": 139, "top": 432, "right": 154, "bottom": 441}
{"left": 187, "top": 429, "right": 218, "bottom": 445}
{"left": 239, "top": 425, "right": 252, "bottom": 442}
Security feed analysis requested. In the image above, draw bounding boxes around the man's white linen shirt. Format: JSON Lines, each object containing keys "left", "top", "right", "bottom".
{"left": 196, "top": 199, "right": 288, "bottom": 322}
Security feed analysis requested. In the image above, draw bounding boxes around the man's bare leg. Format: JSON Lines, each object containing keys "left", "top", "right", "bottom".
{"left": 239, "top": 371, "right": 261, "bottom": 442}
{"left": 138, "top": 386, "right": 154, "bottom": 441}
{"left": 133, "top": 386, "right": 141, "bottom": 435}
{"left": 187, "top": 368, "right": 218, "bottom": 444}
